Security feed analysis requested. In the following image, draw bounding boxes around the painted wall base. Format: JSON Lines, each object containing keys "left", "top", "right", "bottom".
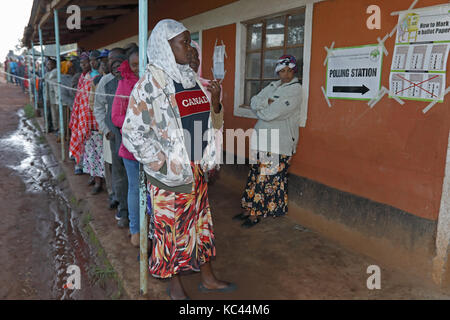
{"left": 220, "top": 159, "right": 447, "bottom": 286}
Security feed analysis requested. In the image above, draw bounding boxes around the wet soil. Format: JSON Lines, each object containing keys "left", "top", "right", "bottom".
{"left": 0, "top": 81, "right": 120, "bottom": 299}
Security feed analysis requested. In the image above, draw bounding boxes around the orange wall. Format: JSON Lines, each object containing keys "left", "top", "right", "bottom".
{"left": 300, "top": 0, "right": 450, "bottom": 220}
{"left": 200, "top": 0, "right": 450, "bottom": 220}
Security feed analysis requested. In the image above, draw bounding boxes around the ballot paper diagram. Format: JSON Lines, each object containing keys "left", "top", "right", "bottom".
{"left": 213, "top": 43, "right": 226, "bottom": 80}
{"left": 390, "top": 5, "right": 450, "bottom": 102}
{"left": 326, "top": 44, "right": 383, "bottom": 100}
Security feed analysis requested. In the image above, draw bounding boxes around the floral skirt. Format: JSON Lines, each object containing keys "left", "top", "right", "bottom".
{"left": 241, "top": 152, "right": 292, "bottom": 218}
{"left": 147, "top": 163, "right": 215, "bottom": 278}
{"left": 82, "top": 131, "right": 104, "bottom": 177}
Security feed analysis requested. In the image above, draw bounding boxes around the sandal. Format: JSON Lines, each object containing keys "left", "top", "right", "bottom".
{"left": 241, "top": 217, "right": 260, "bottom": 228}
{"left": 232, "top": 212, "right": 249, "bottom": 221}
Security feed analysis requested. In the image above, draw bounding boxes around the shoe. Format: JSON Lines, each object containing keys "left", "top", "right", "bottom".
{"left": 241, "top": 217, "right": 260, "bottom": 228}
{"left": 109, "top": 200, "right": 119, "bottom": 210}
{"left": 232, "top": 212, "right": 249, "bottom": 221}
{"left": 115, "top": 211, "right": 122, "bottom": 221}
{"left": 117, "top": 217, "right": 129, "bottom": 228}
{"left": 131, "top": 233, "right": 140, "bottom": 247}
{"left": 74, "top": 168, "right": 83, "bottom": 175}
{"left": 198, "top": 282, "right": 237, "bottom": 293}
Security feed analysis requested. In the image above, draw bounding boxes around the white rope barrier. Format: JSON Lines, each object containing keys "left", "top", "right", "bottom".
{"left": 0, "top": 70, "right": 32, "bottom": 83}
{"left": 0, "top": 70, "right": 131, "bottom": 99}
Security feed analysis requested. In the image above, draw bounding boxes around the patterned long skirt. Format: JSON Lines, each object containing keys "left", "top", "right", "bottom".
{"left": 241, "top": 152, "right": 292, "bottom": 218}
{"left": 147, "top": 163, "right": 215, "bottom": 278}
{"left": 82, "top": 131, "right": 104, "bottom": 177}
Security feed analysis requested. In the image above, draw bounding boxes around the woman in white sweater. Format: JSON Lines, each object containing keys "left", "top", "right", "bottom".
{"left": 234, "top": 55, "right": 302, "bottom": 228}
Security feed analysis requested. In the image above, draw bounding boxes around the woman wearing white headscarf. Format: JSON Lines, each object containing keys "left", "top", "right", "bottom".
{"left": 234, "top": 55, "right": 302, "bottom": 228}
{"left": 122, "top": 19, "right": 234, "bottom": 300}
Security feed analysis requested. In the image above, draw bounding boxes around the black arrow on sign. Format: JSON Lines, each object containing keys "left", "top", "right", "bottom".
{"left": 333, "top": 85, "right": 370, "bottom": 95}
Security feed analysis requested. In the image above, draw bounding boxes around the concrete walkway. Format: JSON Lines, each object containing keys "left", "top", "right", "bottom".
{"left": 37, "top": 115, "right": 450, "bottom": 300}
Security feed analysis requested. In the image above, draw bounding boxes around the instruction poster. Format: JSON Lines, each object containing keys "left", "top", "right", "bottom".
{"left": 326, "top": 44, "right": 383, "bottom": 101}
{"left": 390, "top": 4, "right": 450, "bottom": 102}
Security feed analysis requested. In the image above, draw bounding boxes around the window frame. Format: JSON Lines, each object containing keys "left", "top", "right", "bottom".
{"left": 234, "top": 3, "right": 313, "bottom": 126}
{"left": 243, "top": 8, "right": 306, "bottom": 106}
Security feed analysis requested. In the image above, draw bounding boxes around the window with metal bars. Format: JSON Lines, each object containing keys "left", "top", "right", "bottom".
{"left": 243, "top": 8, "right": 305, "bottom": 106}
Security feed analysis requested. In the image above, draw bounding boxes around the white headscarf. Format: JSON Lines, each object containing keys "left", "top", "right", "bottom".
{"left": 147, "top": 19, "right": 196, "bottom": 89}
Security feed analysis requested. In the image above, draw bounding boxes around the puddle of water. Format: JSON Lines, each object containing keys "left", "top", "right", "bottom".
{"left": 0, "top": 110, "right": 112, "bottom": 299}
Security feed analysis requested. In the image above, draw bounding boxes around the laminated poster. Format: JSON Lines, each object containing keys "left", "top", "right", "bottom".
{"left": 326, "top": 44, "right": 383, "bottom": 101}
{"left": 390, "top": 4, "right": 450, "bottom": 102}
{"left": 213, "top": 44, "right": 226, "bottom": 80}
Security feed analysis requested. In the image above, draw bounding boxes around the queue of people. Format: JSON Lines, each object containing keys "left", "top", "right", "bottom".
{"left": 36, "top": 18, "right": 303, "bottom": 300}
{"left": 3, "top": 56, "right": 28, "bottom": 92}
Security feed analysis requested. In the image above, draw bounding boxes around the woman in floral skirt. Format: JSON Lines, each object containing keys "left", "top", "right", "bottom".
{"left": 234, "top": 55, "right": 303, "bottom": 228}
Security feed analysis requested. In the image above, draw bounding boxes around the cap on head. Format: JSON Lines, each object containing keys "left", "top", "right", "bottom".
{"left": 275, "top": 54, "right": 298, "bottom": 74}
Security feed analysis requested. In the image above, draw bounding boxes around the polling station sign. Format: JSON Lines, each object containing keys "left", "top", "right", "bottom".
{"left": 326, "top": 44, "right": 383, "bottom": 101}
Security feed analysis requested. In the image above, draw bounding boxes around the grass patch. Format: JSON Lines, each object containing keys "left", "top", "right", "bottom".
{"left": 82, "top": 215, "right": 124, "bottom": 299}
{"left": 89, "top": 265, "right": 116, "bottom": 289}
{"left": 37, "top": 135, "right": 46, "bottom": 144}
{"left": 81, "top": 210, "right": 92, "bottom": 228}
{"left": 57, "top": 172, "right": 66, "bottom": 183}
{"left": 70, "top": 195, "right": 79, "bottom": 208}
{"left": 24, "top": 104, "right": 35, "bottom": 119}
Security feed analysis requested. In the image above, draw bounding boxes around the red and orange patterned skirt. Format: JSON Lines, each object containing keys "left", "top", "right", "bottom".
{"left": 147, "top": 163, "right": 215, "bottom": 278}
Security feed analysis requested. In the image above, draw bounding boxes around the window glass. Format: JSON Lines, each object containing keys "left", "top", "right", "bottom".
{"left": 244, "top": 80, "right": 262, "bottom": 105}
{"left": 265, "top": 17, "right": 285, "bottom": 48}
{"left": 244, "top": 9, "right": 305, "bottom": 105}
{"left": 247, "top": 23, "right": 263, "bottom": 50}
{"left": 246, "top": 52, "right": 261, "bottom": 79}
{"left": 287, "top": 13, "right": 305, "bottom": 45}
{"left": 190, "top": 32, "right": 199, "bottom": 45}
